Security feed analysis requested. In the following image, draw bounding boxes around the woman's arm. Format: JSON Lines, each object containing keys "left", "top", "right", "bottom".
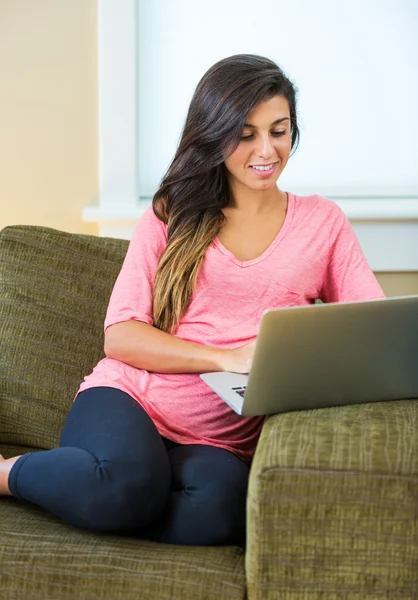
{"left": 319, "top": 203, "right": 386, "bottom": 302}
{"left": 104, "top": 320, "right": 255, "bottom": 374}
{"left": 103, "top": 208, "right": 254, "bottom": 374}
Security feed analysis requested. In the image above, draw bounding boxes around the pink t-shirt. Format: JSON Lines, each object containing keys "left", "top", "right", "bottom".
{"left": 76, "top": 192, "right": 385, "bottom": 461}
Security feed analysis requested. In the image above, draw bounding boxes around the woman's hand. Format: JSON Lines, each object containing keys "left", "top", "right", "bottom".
{"left": 218, "top": 340, "right": 257, "bottom": 374}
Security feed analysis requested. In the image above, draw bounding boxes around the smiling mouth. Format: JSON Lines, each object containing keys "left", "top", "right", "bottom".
{"left": 249, "top": 162, "right": 278, "bottom": 177}
{"left": 250, "top": 162, "right": 277, "bottom": 171}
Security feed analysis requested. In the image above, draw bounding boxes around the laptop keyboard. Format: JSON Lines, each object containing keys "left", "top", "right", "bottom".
{"left": 231, "top": 386, "right": 247, "bottom": 398}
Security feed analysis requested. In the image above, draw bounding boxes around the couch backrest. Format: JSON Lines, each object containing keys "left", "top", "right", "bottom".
{"left": 0, "top": 225, "right": 129, "bottom": 450}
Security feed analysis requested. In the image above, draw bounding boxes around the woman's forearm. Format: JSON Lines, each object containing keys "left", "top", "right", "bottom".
{"left": 104, "top": 320, "right": 225, "bottom": 374}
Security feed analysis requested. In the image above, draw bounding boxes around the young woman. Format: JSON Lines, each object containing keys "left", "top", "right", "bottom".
{"left": 0, "top": 54, "right": 385, "bottom": 546}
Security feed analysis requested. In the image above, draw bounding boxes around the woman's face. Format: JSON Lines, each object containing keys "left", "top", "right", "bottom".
{"left": 224, "top": 95, "right": 292, "bottom": 193}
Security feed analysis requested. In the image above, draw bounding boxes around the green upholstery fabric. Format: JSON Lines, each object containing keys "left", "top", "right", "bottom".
{"left": 246, "top": 402, "right": 418, "bottom": 599}
{"left": 1, "top": 224, "right": 418, "bottom": 599}
{"left": 0, "top": 225, "right": 128, "bottom": 449}
{"left": 0, "top": 499, "right": 246, "bottom": 599}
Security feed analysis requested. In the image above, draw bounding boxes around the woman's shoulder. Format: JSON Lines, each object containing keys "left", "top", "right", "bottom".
{"left": 132, "top": 205, "right": 168, "bottom": 243}
{"left": 290, "top": 191, "right": 345, "bottom": 223}
{"left": 291, "top": 191, "right": 340, "bottom": 211}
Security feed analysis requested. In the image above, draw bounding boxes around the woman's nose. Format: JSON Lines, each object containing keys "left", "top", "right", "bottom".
{"left": 255, "top": 135, "right": 275, "bottom": 158}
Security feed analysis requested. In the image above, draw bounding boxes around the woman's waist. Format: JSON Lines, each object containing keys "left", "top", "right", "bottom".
{"left": 83, "top": 357, "right": 258, "bottom": 425}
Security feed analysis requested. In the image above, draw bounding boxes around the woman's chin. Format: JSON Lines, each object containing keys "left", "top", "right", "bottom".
{"left": 247, "top": 177, "right": 279, "bottom": 191}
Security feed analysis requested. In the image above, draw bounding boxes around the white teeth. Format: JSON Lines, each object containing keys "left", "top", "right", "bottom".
{"left": 252, "top": 163, "right": 274, "bottom": 171}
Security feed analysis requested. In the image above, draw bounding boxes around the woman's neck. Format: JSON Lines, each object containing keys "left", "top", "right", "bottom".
{"left": 226, "top": 185, "right": 286, "bottom": 217}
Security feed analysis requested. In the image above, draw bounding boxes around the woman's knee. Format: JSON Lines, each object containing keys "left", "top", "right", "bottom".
{"left": 72, "top": 457, "right": 171, "bottom": 532}
{"left": 55, "top": 388, "right": 173, "bottom": 532}
{"left": 171, "top": 444, "right": 249, "bottom": 495}
{"left": 169, "top": 445, "right": 250, "bottom": 545}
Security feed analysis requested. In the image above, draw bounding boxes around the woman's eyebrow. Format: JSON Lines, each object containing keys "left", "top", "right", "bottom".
{"left": 243, "top": 117, "right": 290, "bottom": 128}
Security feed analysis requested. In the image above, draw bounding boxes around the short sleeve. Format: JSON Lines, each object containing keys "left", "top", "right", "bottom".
{"left": 104, "top": 206, "right": 168, "bottom": 331}
{"left": 320, "top": 203, "right": 386, "bottom": 303}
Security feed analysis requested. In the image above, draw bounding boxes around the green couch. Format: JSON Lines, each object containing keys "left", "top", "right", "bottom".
{"left": 0, "top": 224, "right": 417, "bottom": 600}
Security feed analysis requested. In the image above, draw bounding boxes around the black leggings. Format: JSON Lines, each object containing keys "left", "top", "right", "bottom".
{"left": 8, "top": 387, "right": 250, "bottom": 546}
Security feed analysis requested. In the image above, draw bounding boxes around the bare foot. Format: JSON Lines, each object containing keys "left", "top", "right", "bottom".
{"left": 0, "top": 454, "right": 21, "bottom": 496}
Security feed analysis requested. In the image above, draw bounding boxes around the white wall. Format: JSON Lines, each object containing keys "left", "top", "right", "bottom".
{"left": 138, "top": 0, "right": 418, "bottom": 197}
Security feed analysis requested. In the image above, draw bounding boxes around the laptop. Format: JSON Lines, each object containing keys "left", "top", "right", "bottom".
{"left": 200, "top": 295, "right": 418, "bottom": 416}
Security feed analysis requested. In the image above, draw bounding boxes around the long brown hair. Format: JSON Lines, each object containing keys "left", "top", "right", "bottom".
{"left": 152, "top": 54, "right": 300, "bottom": 333}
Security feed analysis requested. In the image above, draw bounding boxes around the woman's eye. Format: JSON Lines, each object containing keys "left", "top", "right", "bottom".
{"left": 240, "top": 131, "right": 287, "bottom": 141}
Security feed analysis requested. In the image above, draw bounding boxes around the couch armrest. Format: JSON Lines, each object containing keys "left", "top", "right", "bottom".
{"left": 246, "top": 400, "right": 418, "bottom": 600}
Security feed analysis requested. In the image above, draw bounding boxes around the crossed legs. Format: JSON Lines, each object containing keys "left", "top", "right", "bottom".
{"left": 2, "top": 387, "right": 250, "bottom": 546}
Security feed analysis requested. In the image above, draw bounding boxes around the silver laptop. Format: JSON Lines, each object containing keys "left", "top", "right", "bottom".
{"left": 200, "top": 295, "right": 418, "bottom": 416}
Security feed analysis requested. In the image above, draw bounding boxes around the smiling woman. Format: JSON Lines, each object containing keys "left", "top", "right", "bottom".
{"left": 151, "top": 55, "right": 300, "bottom": 333}
{"left": 1, "top": 54, "right": 386, "bottom": 550}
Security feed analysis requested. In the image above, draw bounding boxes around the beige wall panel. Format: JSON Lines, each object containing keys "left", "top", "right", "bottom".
{"left": 375, "top": 272, "right": 418, "bottom": 297}
{"left": 0, "top": 0, "right": 98, "bottom": 235}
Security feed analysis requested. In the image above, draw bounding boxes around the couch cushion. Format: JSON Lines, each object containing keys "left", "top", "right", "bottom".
{"left": 0, "top": 499, "right": 245, "bottom": 600}
{"left": 0, "top": 225, "right": 129, "bottom": 449}
{"left": 246, "top": 400, "right": 418, "bottom": 599}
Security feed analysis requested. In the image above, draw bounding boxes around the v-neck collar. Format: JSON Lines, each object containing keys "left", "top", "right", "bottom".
{"left": 213, "top": 191, "right": 294, "bottom": 268}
